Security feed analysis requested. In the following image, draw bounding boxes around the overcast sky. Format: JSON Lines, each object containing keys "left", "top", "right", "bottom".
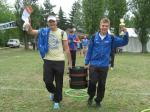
{"left": 6, "top": 0, "right": 77, "bottom": 17}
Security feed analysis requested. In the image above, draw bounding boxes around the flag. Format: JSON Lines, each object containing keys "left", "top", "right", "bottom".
{"left": 25, "top": 6, "right": 33, "bottom": 14}
{"left": 21, "top": 6, "right": 33, "bottom": 23}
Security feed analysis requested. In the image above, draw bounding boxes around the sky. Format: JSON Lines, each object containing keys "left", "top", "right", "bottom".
{"left": 6, "top": 0, "right": 77, "bottom": 17}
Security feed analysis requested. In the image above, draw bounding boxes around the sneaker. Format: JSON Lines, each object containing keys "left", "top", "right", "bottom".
{"left": 53, "top": 102, "right": 60, "bottom": 109}
{"left": 94, "top": 99, "right": 101, "bottom": 107}
{"left": 87, "top": 97, "right": 93, "bottom": 106}
{"left": 49, "top": 93, "right": 54, "bottom": 101}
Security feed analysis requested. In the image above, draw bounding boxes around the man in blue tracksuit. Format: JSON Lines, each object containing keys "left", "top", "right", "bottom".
{"left": 85, "top": 17, "right": 128, "bottom": 107}
{"left": 68, "top": 29, "right": 80, "bottom": 66}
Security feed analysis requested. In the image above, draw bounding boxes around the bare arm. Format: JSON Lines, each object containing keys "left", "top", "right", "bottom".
{"left": 63, "top": 40, "right": 72, "bottom": 68}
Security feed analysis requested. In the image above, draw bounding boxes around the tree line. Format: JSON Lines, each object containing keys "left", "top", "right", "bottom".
{"left": 0, "top": 0, "right": 150, "bottom": 52}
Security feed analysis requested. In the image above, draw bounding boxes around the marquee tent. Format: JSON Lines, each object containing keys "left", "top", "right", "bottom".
{"left": 122, "top": 28, "right": 150, "bottom": 52}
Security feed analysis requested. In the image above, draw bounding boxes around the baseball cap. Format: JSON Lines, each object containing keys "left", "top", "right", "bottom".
{"left": 47, "top": 15, "right": 57, "bottom": 22}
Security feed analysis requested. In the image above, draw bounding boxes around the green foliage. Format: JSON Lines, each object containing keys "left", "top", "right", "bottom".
{"left": 132, "top": 0, "right": 150, "bottom": 52}
{"left": 72, "top": 0, "right": 85, "bottom": 32}
{"left": 68, "top": 1, "right": 77, "bottom": 28}
{"left": 12, "top": 0, "right": 56, "bottom": 49}
{"left": 42, "top": 0, "right": 56, "bottom": 27}
{"left": 106, "top": 0, "right": 127, "bottom": 35}
{"left": 124, "top": 16, "right": 135, "bottom": 28}
{"left": 82, "top": 0, "right": 105, "bottom": 35}
{"left": 30, "top": 5, "right": 44, "bottom": 28}
{"left": 58, "top": 7, "right": 68, "bottom": 30}
{"left": 14, "top": 0, "right": 41, "bottom": 49}
{"left": 14, "top": 0, "right": 29, "bottom": 49}
{"left": 68, "top": 0, "right": 85, "bottom": 32}
{"left": 43, "top": 0, "right": 55, "bottom": 16}
{"left": 0, "top": 1, "right": 19, "bottom": 46}
{"left": 0, "top": 28, "right": 21, "bottom": 46}
{"left": 0, "top": 2, "right": 15, "bottom": 23}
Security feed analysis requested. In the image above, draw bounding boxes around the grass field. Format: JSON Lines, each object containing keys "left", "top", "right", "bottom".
{"left": 0, "top": 48, "right": 150, "bottom": 112}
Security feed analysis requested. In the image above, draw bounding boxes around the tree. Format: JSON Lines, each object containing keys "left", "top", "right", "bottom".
{"left": 57, "top": 7, "right": 68, "bottom": 30}
{"left": 82, "top": 0, "right": 105, "bottom": 35}
{"left": 72, "top": 0, "right": 85, "bottom": 32}
{"left": 42, "top": 0, "right": 56, "bottom": 27}
{"left": 14, "top": 0, "right": 40, "bottom": 49}
{"left": 106, "top": 0, "right": 127, "bottom": 35}
{"left": 68, "top": 1, "right": 78, "bottom": 28}
{"left": 132, "top": 0, "right": 150, "bottom": 53}
{"left": 30, "top": 4, "right": 43, "bottom": 28}
{"left": 0, "top": 0, "right": 18, "bottom": 46}
{"left": 124, "top": 15, "right": 135, "bottom": 28}
{"left": 43, "top": 0, "right": 55, "bottom": 16}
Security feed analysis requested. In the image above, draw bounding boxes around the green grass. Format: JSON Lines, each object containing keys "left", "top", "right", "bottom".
{"left": 0, "top": 48, "right": 150, "bottom": 112}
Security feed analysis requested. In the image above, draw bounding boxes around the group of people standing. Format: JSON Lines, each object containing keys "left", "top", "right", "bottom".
{"left": 23, "top": 15, "right": 128, "bottom": 109}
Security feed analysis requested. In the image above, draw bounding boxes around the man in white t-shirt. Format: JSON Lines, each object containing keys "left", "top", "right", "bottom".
{"left": 23, "top": 15, "right": 72, "bottom": 109}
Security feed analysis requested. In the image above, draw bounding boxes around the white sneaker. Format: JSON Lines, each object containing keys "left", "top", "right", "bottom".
{"left": 49, "top": 93, "right": 54, "bottom": 101}
{"left": 53, "top": 103, "right": 60, "bottom": 109}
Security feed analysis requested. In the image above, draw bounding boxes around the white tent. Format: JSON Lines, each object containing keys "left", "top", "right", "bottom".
{"left": 122, "top": 28, "right": 150, "bottom": 52}
{"left": 147, "top": 34, "right": 150, "bottom": 52}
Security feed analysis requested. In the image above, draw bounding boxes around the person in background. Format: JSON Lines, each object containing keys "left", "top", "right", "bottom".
{"left": 110, "top": 47, "right": 116, "bottom": 70}
{"left": 109, "top": 28, "right": 115, "bottom": 70}
{"left": 23, "top": 15, "right": 72, "bottom": 110}
{"left": 79, "top": 40, "right": 83, "bottom": 56}
{"left": 85, "top": 17, "right": 128, "bottom": 107}
{"left": 77, "top": 39, "right": 82, "bottom": 56}
{"left": 68, "top": 28, "right": 80, "bottom": 67}
{"left": 82, "top": 35, "right": 89, "bottom": 57}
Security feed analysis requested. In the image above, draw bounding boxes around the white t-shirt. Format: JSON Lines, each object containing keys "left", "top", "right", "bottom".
{"left": 44, "top": 28, "right": 67, "bottom": 61}
{"left": 99, "top": 33, "right": 106, "bottom": 40}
